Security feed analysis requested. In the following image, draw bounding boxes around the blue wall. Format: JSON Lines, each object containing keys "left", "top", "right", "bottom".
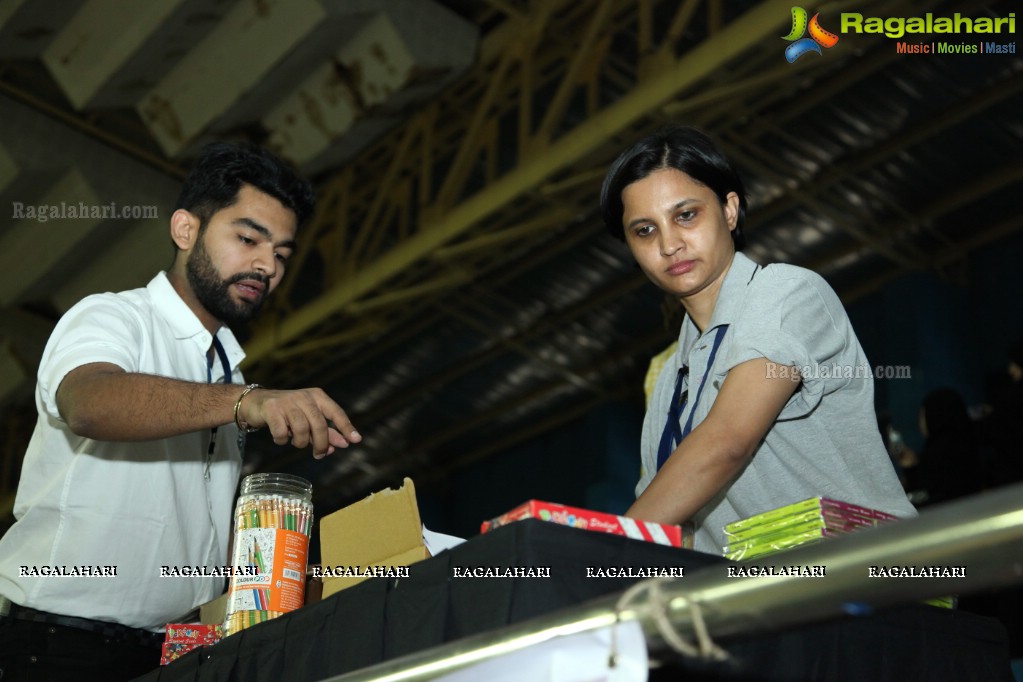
{"left": 848, "top": 229, "right": 1023, "bottom": 451}
{"left": 419, "top": 401, "right": 644, "bottom": 538}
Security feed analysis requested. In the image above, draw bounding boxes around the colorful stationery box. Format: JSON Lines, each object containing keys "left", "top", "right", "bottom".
{"left": 482, "top": 499, "right": 692, "bottom": 548}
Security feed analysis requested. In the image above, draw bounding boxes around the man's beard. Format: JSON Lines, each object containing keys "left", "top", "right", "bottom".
{"left": 186, "top": 234, "right": 269, "bottom": 327}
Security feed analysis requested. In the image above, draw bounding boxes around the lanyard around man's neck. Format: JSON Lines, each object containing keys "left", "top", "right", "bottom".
{"left": 655, "top": 324, "right": 728, "bottom": 471}
{"left": 210, "top": 336, "right": 232, "bottom": 385}
{"left": 206, "top": 335, "right": 234, "bottom": 479}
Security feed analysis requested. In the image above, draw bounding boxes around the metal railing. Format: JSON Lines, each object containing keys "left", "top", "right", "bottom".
{"left": 324, "top": 483, "right": 1023, "bottom": 681}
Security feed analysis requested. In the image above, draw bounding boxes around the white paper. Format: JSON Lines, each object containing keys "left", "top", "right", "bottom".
{"left": 422, "top": 525, "right": 466, "bottom": 555}
{"left": 432, "top": 620, "right": 648, "bottom": 682}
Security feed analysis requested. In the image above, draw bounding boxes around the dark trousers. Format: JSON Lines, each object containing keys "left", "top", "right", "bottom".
{"left": 0, "top": 615, "right": 162, "bottom": 682}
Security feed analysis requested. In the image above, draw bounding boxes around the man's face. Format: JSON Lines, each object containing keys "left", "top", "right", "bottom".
{"left": 185, "top": 184, "right": 297, "bottom": 326}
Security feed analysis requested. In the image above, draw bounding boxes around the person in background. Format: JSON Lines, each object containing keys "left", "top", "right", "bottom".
{"left": 600, "top": 125, "right": 916, "bottom": 553}
{"left": 962, "top": 344, "right": 1023, "bottom": 662}
{"left": 914, "top": 387, "right": 983, "bottom": 507}
{"left": 979, "top": 339, "right": 1023, "bottom": 490}
{"left": 877, "top": 410, "right": 919, "bottom": 493}
{"left": 0, "top": 142, "right": 361, "bottom": 681}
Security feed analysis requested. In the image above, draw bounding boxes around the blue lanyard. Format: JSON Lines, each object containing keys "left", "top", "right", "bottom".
{"left": 209, "top": 336, "right": 232, "bottom": 385}
{"left": 206, "top": 336, "right": 233, "bottom": 478}
{"left": 656, "top": 324, "right": 728, "bottom": 471}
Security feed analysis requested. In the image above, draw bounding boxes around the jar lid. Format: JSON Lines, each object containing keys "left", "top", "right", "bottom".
{"left": 240, "top": 472, "right": 312, "bottom": 499}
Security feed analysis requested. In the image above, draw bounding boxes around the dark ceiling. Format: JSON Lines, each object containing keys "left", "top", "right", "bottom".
{"left": 1, "top": 0, "right": 1021, "bottom": 520}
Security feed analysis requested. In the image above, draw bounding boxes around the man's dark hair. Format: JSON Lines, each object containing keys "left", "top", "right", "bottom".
{"left": 600, "top": 126, "right": 748, "bottom": 249}
{"left": 174, "top": 142, "right": 315, "bottom": 239}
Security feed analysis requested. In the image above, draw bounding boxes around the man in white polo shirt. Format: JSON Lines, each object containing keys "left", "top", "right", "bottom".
{"left": 0, "top": 142, "right": 361, "bottom": 681}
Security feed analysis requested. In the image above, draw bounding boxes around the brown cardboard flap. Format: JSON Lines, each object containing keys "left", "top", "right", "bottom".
{"left": 318, "top": 478, "right": 429, "bottom": 598}
{"left": 199, "top": 592, "right": 229, "bottom": 625}
{"left": 320, "top": 547, "right": 430, "bottom": 599}
{"left": 320, "top": 477, "right": 423, "bottom": 567}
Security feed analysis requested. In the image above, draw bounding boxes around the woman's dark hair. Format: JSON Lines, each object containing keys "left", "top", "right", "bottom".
{"left": 600, "top": 126, "right": 747, "bottom": 249}
{"left": 174, "top": 142, "right": 315, "bottom": 240}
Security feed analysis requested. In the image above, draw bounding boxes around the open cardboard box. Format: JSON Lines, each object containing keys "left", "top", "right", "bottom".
{"left": 198, "top": 478, "right": 439, "bottom": 623}
{"left": 318, "top": 477, "right": 431, "bottom": 599}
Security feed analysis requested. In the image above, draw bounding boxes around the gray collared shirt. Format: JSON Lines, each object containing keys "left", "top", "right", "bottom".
{"left": 637, "top": 252, "right": 917, "bottom": 553}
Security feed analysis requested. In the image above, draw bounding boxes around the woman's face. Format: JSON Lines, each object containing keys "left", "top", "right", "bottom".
{"left": 621, "top": 167, "right": 739, "bottom": 302}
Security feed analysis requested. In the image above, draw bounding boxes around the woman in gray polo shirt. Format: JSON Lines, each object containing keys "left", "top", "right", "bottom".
{"left": 600, "top": 126, "right": 917, "bottom": 554}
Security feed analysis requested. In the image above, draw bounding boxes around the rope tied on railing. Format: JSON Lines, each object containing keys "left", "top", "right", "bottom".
{"left": 611, "top": 577, "right": 730, "bottom": 667}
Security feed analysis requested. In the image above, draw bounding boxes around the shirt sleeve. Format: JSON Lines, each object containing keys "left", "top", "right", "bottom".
{"left": 38, "top": 294, "right": 144, "bottom": 421}
{"left": 721, "top": 265, "right": 851, "bottom": 420}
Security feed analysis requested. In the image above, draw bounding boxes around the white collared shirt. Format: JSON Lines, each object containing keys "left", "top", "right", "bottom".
{"left": 0, "top": 272, "right": 245, "bottom": 630}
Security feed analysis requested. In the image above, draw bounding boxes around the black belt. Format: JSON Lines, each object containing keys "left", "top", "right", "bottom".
{"left": 3, "top": 603, "right": 165, "bottom": 648}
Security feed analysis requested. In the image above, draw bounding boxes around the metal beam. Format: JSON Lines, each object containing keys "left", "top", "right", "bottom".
{"left": 242, "top": 0, "right": 794, "bottom": 368}
{"left": 806, "top": 158, "right": 1023, "bottom": 275}
{"left": 0, "top": 168, "right": 101, "bottom": 306}
{"left": 430, "top": 210, "right": 574, "bottom": 261}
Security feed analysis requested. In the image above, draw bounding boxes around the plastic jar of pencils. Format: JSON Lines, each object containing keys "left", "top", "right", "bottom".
{"left": 223, "top": 473, "right": 313, "bottom": 636}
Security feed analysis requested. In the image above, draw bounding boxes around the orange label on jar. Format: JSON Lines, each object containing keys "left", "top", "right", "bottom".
{"left": 227, "top": 528, "right": 308, "bottom": 613}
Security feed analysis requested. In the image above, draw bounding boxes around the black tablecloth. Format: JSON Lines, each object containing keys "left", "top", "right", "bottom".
{"left": 135, "top": 519, "right": 1013, "bottom": 681}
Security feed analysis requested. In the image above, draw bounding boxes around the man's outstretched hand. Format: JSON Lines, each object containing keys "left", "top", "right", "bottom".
{"left": 238, "top": 387, "right": 361, "bottom": 458}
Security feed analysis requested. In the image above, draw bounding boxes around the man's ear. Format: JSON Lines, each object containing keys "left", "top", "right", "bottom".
{"left": 170, "top": 209, "right": 200, "bottom": 251}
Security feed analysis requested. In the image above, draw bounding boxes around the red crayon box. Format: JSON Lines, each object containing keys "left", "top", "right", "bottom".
{"left": 482, "top": 499, "right": 692, "bottom": 548}
{"left": 160, "top": 623, "right": 224, "bottom": 665}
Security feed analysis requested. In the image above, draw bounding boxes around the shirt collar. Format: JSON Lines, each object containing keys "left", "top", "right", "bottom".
{"left": 678, "top": 251, "right": 761, "bottom": 350}
{"left": 706, "top": 251, "right": 760, "bottom": 329}
{"left": 146, "top": 272, "right": 246, "bottom": 371}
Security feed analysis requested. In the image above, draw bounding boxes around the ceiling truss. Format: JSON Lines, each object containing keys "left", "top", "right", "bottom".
{"left": 1, "top": 0, "right": 1020, "bottom": 512}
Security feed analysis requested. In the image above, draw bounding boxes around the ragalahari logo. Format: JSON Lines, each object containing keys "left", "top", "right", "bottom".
{"left": 783, "top": 7, "right": 839, "bottom": 62}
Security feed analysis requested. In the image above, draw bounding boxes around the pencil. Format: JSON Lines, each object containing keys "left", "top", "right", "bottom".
{"left": 253, "top": 540, "right": 266, "bottom": 574}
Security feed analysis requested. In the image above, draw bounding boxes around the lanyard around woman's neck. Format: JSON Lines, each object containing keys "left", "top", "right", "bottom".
{"left": 655, "top": 324, "right": 728, "bottom": 471}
